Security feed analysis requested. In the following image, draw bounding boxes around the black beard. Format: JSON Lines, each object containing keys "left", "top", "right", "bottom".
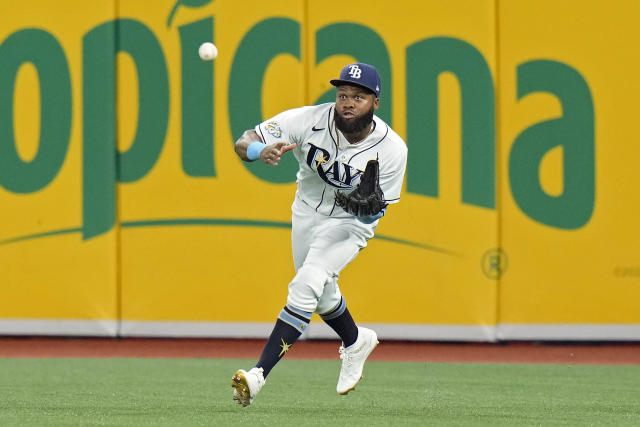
{"left": 334, "top": 106, "right": 374, "bottom": 135}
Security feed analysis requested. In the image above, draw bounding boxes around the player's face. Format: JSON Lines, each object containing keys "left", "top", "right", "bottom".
{"left": 334, "top": 85, "right": 379, "bottom": 134}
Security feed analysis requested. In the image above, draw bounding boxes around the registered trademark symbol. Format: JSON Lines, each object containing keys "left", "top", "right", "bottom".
{"left": 482, "top": 248, "right": 508, "bottom": 279}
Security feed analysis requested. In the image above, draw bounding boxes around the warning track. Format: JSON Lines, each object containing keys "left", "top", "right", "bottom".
{"left": 0, "top": 337, "right": 639, "bottom": 365}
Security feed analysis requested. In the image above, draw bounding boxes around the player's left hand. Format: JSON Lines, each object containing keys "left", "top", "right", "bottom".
{"left": 335, "top": 159, "right": 387, "bottom": 216}
{"left": 260, "top": 142, "right": 296, "bottom": 166}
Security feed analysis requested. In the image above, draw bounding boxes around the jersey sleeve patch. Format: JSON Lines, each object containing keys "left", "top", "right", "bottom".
{"left": 265, "top": 121, "right": 282, "bottom": 138}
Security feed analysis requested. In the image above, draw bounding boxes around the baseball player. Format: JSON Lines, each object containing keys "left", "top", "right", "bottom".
{"left": 231, "top": 63, "right": 408, "bottom": 407}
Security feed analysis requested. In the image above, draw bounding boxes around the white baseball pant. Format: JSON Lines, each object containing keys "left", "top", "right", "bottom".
{"left": 286, "top": 195, "right": 375, "bottom": 315}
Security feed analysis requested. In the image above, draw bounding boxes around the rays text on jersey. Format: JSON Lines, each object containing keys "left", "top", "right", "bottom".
{"left": 306, "top": 144, "right": 363, "bottom": 189}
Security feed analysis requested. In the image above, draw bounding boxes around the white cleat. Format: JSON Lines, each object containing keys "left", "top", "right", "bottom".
{"left": 231, "top": 367, "right": 265, "bottom": 407}
{"left": 336, "top": 327, "right": 379, "bottom": 395}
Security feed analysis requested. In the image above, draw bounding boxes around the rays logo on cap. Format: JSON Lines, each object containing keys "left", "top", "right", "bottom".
{"left": 330, "top": 62, "right": 382, "bottom": 97}
{"left": 348, "top": 65, "right": 362, "bottom": 79}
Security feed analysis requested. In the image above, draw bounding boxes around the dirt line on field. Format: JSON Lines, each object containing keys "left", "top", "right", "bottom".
{"left": 1, "top": 337, "right": 639, "bottom": 365}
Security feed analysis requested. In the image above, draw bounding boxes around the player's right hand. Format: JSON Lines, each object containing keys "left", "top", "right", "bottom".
{"left": 260, "top": 142, "right": 296, "bottom": 166}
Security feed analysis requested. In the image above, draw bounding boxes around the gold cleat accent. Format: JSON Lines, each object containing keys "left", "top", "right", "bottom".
{"left": 336, "top": 327, "right": 379, "bottom": 395}
{"left": 231, "top": 370, "right": 251, "bottom": 407}
{"left": 338, "top": 375, "right": 362, "bottom": 395}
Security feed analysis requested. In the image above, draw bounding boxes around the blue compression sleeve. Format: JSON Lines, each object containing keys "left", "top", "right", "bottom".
{"left": 356, "top": 207, "right": 386, "bottom": 224}
{"left": 246, "top": 141, "right": 266, "bottom": 161}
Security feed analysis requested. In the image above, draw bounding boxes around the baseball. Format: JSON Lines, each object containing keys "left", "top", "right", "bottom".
{"left": 198, "top": 42, "right": 217, "bottom": 61}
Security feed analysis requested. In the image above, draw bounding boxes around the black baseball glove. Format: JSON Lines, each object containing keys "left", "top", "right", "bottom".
{"left": 335, "top": 159, "right": 387, "bottom": 216}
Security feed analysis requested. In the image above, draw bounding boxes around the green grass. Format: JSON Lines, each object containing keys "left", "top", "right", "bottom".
{"left": 0, "top": 358, "right": 638, "bottom": 426}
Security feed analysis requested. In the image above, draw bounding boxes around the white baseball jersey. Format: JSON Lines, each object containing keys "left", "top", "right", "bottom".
{"left": 255, "top": 102, "right": 407, "bottom": 315}
{"left": 255, "top": 103, "right": 407, "bottom": 218}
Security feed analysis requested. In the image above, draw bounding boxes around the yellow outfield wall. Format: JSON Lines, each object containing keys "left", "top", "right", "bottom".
{"left": 0, "top": 0, "right": 638, "bottom": 340}
{"left": 496, "top": 0, "right": 640, "bottom": 339}
{"left": 0, "top": 0, "right": 119, "bottom": 335}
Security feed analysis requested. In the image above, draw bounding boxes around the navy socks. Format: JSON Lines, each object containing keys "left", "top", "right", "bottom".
{"left": 256, "top": 299, "right": 359, "bottom": 377}
{"left": 320, "top": 297, "right": 358, "bottom": 348}
{"left": 256, "top": 305, "right": 311, "bottom": 377}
